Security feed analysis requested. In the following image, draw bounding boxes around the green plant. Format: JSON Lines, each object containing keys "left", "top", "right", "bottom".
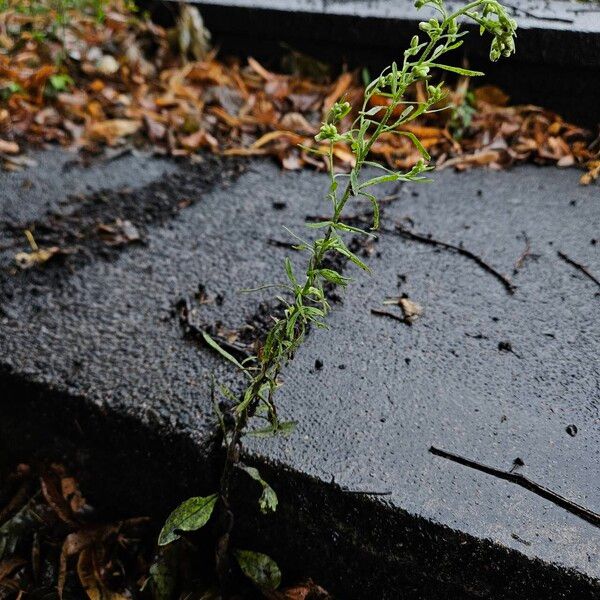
{"left": 1, "top": 0, "right": 126, "bottom": 49}
{"left": 2, "top": 0, "right": 111, "bottom": 23}
{"left": 449, "top": 87, "right": 477, "bottom": 139}
{"left": 45, "top": 73, "right": 73, "bottom": 95}
{"left": 158, "top": 0, "right": 517, "bottom": 593}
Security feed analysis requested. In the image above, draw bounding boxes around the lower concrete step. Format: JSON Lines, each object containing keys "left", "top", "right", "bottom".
{"left": 0, "top": 151, "right": 598, "bottom": 598}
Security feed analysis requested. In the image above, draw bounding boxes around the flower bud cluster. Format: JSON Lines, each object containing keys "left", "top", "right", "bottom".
{"left": 315, "top": 101, "right": 353, "bottom": 141}
{"left": 472, "top": 2, "right": 517, "bottom": 60}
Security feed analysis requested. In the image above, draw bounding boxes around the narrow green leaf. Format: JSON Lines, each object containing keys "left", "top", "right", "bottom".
{"left": 362, "top": 160, "right": 396, "bottom": 173}
{"left": 332, "top": 221, "right": 374, "bottom": 237}
{"left": 359, "top": 192, "right": 380, "bottom": 229}
{"left": 316, "top": 268, "right": 351, "bottom": 286}
{"left": 219, "top": 384, "right": 238, "bottom": 402}
{"left": 305, "top": 220, "right": 332, "bottom": 229}
{"left": 350, "top": 169, "right": 359, "bottom": 195}
{"left": 395, "top": 131, "right": 431, "bottom": 160}
{"left": 249, "top": 421, "right": 297, "bottom": 438}
{"left": 158, "top": 494, "right": 218, "bottom": 546}
{"left": 212, "top": 379, "right": 226, "bottom": 435}
{"left": 445, "top": 40, "right": 465, "bottom": 52}
{"left": 283, "top": 257, "right": 298, "bottom": 287}
{"left": 333, "top": 240, "right": 370, "bottom": 272}
{"left": 391, "top": 61, "right": 398, "bottom": 95}
{"left": 359, "top": 118, "right": 370, "bottom": 139}
{"left": 234, "top": 549, "right": 281, "bottom": 590}
{"left": 397, "top": 105, "right": 415, "bottom": 121}
{"left": 298, "top": 143, "right": 328, "bottom": 156}
{"left": 201, "top": 330, "right": 247, "bottom": 372}
{"left": 360, "top": 105, "right": 385, "bottom": 117}
{"left": 359, "top": 174, "right": 398, "bottom": 189}
{"left": 282, "top": 226, "right": 310, "bottom": 248}
{"left": 236, "top": 385, "right": 255, "bottom": 413}
{"left": 285, "top": 308, "right": 300, "bottom": 339}
{"left": 429, "top": 63, "right": 484, "bottom": 76}
{"left": 305, "top": 285, "right": 325, "bottom": 300}
{"left": 238, "top": 465, "right": 279, "bottom": 513}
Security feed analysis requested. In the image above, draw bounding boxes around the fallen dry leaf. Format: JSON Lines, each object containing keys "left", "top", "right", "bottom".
{"left": 399, "top": 297, "right": 423, "bottom": 323}
{"left": 77, "top": 547, "right": 102, "bottom": 600}
{"left": 97, "top": 219, "right": 141, "bottom": 246}
{"left": 15, "top": 246, "right": 62, "bottom": 269}
{"left": 179, "top": 128, "right": 218, "bottom": 151}
{"left": 264, "top": 578, "right": 332, "bottom": 600}
{"left": 474, "top": 85, "right": 510, "bottom": 107}
{"left": 59, "top": 525, "right": 119, "bottom": 597}
{"left": 581, "top": 160, "right": 600, "bottom": 185}
{"left": 0, "top": 558, "right": 27, "bottom": 583}
{"left": 0, "top": 139, "right": 19, "bottom": 154}
{"left": 61, "top": 476, "right": 88, "bottom": 514}
{"left": 40, "top": 472, "right": 78, "bottom": 526}
{"left": 177, "top": 4, "right": 211, "bottom": 62}
{"left": 77, "top": 546, "right": 129, "bottom": 600}
{"left": 0, "top": 462, "right": 150, "bottom": 600}
{"left": 89, "top": 119, "right": 141, "bottom": 143}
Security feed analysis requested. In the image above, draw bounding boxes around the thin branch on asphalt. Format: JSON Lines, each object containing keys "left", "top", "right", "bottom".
{"left": 305, "top": 212, "right": 516, "bottom": 294}
{"left": 429, "top": 445, "right": 600, "bottom": 528}
{"left": 557, "top": 251, "right": 600, "bottom": 290}
{"left": 393, "top": 224, "right": 516, "bottom": 294}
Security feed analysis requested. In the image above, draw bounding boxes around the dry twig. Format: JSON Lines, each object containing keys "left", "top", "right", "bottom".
{"left": 430, "top": 446, "right": 600, "bottom": 528}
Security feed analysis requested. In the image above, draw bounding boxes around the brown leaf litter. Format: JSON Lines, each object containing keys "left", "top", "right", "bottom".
{"left": 0, "top": 462, "right": 332, "bottom": 599}
{"left": 0, "top": 1, "right": 597, "bottom": 184}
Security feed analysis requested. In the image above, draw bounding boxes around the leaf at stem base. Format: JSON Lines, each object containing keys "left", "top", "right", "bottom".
{"left": 158, "top": 494, "right": 218, "bottom": 546}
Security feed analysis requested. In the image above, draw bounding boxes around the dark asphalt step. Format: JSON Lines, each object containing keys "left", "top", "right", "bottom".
{"left": 192, "top": 0, "right": 600, "bottom": 63}
{"left": 0, "top": 151, "right": 598, "bottom": 598}
{"left": 151, "top": 0, "right": 600, "bottom": 128}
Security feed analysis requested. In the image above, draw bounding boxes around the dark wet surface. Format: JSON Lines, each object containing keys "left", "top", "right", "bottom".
{"left": 0, "top": 150, "right": 598, "bottom": 596}
{"left": 250, "top": 162, "right": 600, "bottom": 578}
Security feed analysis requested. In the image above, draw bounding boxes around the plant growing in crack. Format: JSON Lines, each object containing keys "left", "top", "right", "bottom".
{"left": 157, "top": 0, "right": 517, "bottom": 595}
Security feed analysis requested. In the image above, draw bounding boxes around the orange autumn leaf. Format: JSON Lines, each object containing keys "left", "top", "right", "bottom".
{"left": 323, "top": 71, "right": 353, "bottom": 115}
{"left": 247, "top": 56, "right": 277, "bottom": 81}
{"left": 0, "top": 139, "right": 19, "bottom": 154}
{"left": 223, "top": 147, "right": 268, "bottom": 156}
{"left": 180, "top": 128, "right": 218, "bottom": 151}
{"left": 251, "top": 130, "right": 304, "bottom": 149}
{"left": 474, "top": 85, "right": 510, "bottom": 107}
{"left": 89, "top": 119, "right": 141, "bottom": 143}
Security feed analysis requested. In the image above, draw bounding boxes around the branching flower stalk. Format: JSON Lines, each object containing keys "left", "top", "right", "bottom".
{"left": 158, "top": 0, "right": 516, "bottom": 593}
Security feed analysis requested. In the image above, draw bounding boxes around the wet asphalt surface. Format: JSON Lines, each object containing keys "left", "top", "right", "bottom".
{"left": 0, "top": 149, "right": 598, "bottom": 597}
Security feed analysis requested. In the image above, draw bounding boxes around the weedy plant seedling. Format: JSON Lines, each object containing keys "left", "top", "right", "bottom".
{"left": 158, "top": 0, "right": 517, "bottom": 595}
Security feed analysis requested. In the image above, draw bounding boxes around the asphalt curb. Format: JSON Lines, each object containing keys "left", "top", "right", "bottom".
{"left": 1, "top": 151, "right": 598, "bottom": 598}
{"left": 152, "top": 0, "right": 600, "bottom": 128}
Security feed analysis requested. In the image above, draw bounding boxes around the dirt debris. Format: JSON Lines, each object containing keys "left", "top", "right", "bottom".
{"left": 0, "top": 154, "right": 240, "bottom": 299}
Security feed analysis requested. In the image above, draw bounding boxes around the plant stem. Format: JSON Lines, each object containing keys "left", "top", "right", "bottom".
{"left": 157, "top": 1, "right": 518, "bottom": 592}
